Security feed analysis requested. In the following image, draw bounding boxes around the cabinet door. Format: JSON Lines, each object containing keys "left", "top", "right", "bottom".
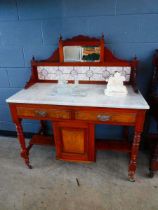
{"left": 53, "top": 121, "right": 95, "bottom": 162}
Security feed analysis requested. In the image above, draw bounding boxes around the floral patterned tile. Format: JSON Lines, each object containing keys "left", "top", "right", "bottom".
{"left": 37, "top": 66, "right": 131, "bottom": 81}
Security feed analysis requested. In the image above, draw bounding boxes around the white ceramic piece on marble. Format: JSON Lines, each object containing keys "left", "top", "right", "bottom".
{"left": 106, "top": 67, "right": 131, "bottom": 82}
{"left": 56, "top": 84, "right": 69, "bottom": 95}
{"left": 52, "top": 82, "right": 86, "bottom": 97}
{"left": 104, "top": 72, "right": 128, "bottom": 96}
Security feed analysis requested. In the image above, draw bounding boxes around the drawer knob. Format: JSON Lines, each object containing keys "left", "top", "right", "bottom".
{"left": 97, "top": 114, "right": 111, "bottom": 121}
{"left": 35, "top": 110, "right": 48, "bottom": 117}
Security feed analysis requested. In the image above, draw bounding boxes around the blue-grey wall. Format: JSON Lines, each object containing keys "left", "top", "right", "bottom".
{"left": 0, "top": 0, "right": 157, "bottom": 136}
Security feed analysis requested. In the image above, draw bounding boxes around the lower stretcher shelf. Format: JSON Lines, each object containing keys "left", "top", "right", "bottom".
{"left": 28, "top": 134, "right": 131, "bottom": 153}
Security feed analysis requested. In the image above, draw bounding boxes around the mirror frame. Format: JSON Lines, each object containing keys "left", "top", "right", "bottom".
{"left": 59, "top": 35, "right": 105, "bottom": 63}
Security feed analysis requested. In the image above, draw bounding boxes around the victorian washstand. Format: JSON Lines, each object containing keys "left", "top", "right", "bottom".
{"left": 6, "top": 35, "right": 149, "bottom": 181}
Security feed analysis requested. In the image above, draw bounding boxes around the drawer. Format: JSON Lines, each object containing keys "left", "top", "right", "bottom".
{"left": 16, "top": 107, "right": 71, "bottom": 119}
{"left": 75, "top": 110, "right": 136, "bottom": 123}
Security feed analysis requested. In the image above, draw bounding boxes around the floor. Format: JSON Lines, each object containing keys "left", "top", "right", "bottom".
{"left": 0, "top": 136, "right": 158, "bottom": 210}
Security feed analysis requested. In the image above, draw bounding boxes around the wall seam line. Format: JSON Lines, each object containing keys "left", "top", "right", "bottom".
{"left": 21, "top": 47, "right": 26, "bottom": 67}
{"left": 41, "top": 21, "right": 44, "bottom": 46}
{"left": 5, "top": 68, "right": 11, "bottom": 87}
{"left": 115, "top": 0, "right": 118, "bottom": 16}
{"left": 15, "top": 0, "right": 20, "bottom": 20}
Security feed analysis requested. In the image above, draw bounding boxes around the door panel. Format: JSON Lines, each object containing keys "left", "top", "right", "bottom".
{"left": 61, "top": 128, "right": 85, "bottom": 154}
{"left": 53, "top": 121, "right": 95, "bottom": 162}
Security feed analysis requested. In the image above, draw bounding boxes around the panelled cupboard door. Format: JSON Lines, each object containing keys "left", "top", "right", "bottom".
{"left": 53, "top": 121, "right": 95, "bottom": 162}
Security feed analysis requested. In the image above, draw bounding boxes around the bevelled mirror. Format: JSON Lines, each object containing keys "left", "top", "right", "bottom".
{"left": 63, "top": 46, "right": 101, "bottom": 62}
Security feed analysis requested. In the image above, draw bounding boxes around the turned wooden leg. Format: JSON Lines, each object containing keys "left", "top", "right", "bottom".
{"left": 128, "top": 131, "right": 141, "bottom": 182}
{"left": 15, "top": 120, "right": 32, "bottom": 169}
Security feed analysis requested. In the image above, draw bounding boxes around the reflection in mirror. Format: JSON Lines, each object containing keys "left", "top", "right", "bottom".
{"left": 63, "top": 46, "right": 101, "bottom": 62}
{"left": 82, "top": 46, "right": 100, "bottom": 62}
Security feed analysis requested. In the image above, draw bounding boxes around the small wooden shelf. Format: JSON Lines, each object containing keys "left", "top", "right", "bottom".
{"left": 29, "top": 134, "right": 54, "bottom": 146}
{"left": 96, "top": 139, "right": 131, "bottom": 153}
{"left": 29, "top": 134, "right": 131, "bottom": 153}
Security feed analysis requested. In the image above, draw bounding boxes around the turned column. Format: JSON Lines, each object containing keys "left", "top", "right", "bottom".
{"left": 128, "top": 131, "right": 141, "bottom": 181}
{"left": 15, "top": 120, "right": 32, "bottom": 169}
{"left": 128, "top": 110, "right": 146, "bottom": 182}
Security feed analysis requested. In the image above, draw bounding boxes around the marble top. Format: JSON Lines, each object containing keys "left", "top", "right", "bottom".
{"left": 6, "top": 83, "right": 149, "bottom": 110}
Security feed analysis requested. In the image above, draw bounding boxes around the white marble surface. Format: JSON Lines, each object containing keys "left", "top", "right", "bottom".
{"left": 6, "top": 83, "right": 149, "bottom": 109}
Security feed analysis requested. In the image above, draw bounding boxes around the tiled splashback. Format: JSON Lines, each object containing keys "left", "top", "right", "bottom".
{"left": 37, "top": 66, "right": 131, "bottom": 81}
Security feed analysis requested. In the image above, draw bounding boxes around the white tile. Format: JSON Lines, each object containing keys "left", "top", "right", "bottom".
{"left": 38, "top": 73, "right": 45, "bottom": 80}
{"left": 73, "top": 66, "right": 89, "bottom": 73}
{"left": 90, "top": 73, "right": 105, "bottom": 81}
{"left": 61, "top": 73, "right": 72, "bottom": 80}
{"left": 59, "top": 66, "right": 73, "bottom": 73}
{"left": 107, "top": 67, "right": 123, "bottom": 72}
{"left": 123, "top": 67, "right": 131, "bottom": 74}
{"left": 125, "top": 75, "right": 130, "bottom": 81}
{"left": 90, "top": 66, "right": 105, "bottom": 73}
{"left": 37, "top": 65, "right": 131, "bottom": 82}
{"left": 48, "top": 66, "right": 59, "bottom": 73}
{"left": 37, "top": 66, "right": 58, "bottom": 74}
{"left": 78, "top": 74, "right": 89, "bottom": 80}
{"left": 44, "top": 74, "right": 52, "bottom": 80}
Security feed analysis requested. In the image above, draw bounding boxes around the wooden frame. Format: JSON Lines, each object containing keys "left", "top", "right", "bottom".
{"left": 59, "top": 34, "right": 104, "bottom": 63}
{"left": 53, "top": 121, "right": 95, "bottom": 162}
{"left": 25, "top": 35, "right": 138, "bottom": 93}
{"left": 9, "top": 101, "right": 147, "bottom": 181}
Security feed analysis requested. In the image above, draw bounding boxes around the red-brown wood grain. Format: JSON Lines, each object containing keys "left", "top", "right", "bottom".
{"left": 8, "top": 101, "right": 146, "bottom": 181}
{"left": 25, "top": 35, "right": 138, "bottom": 91}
